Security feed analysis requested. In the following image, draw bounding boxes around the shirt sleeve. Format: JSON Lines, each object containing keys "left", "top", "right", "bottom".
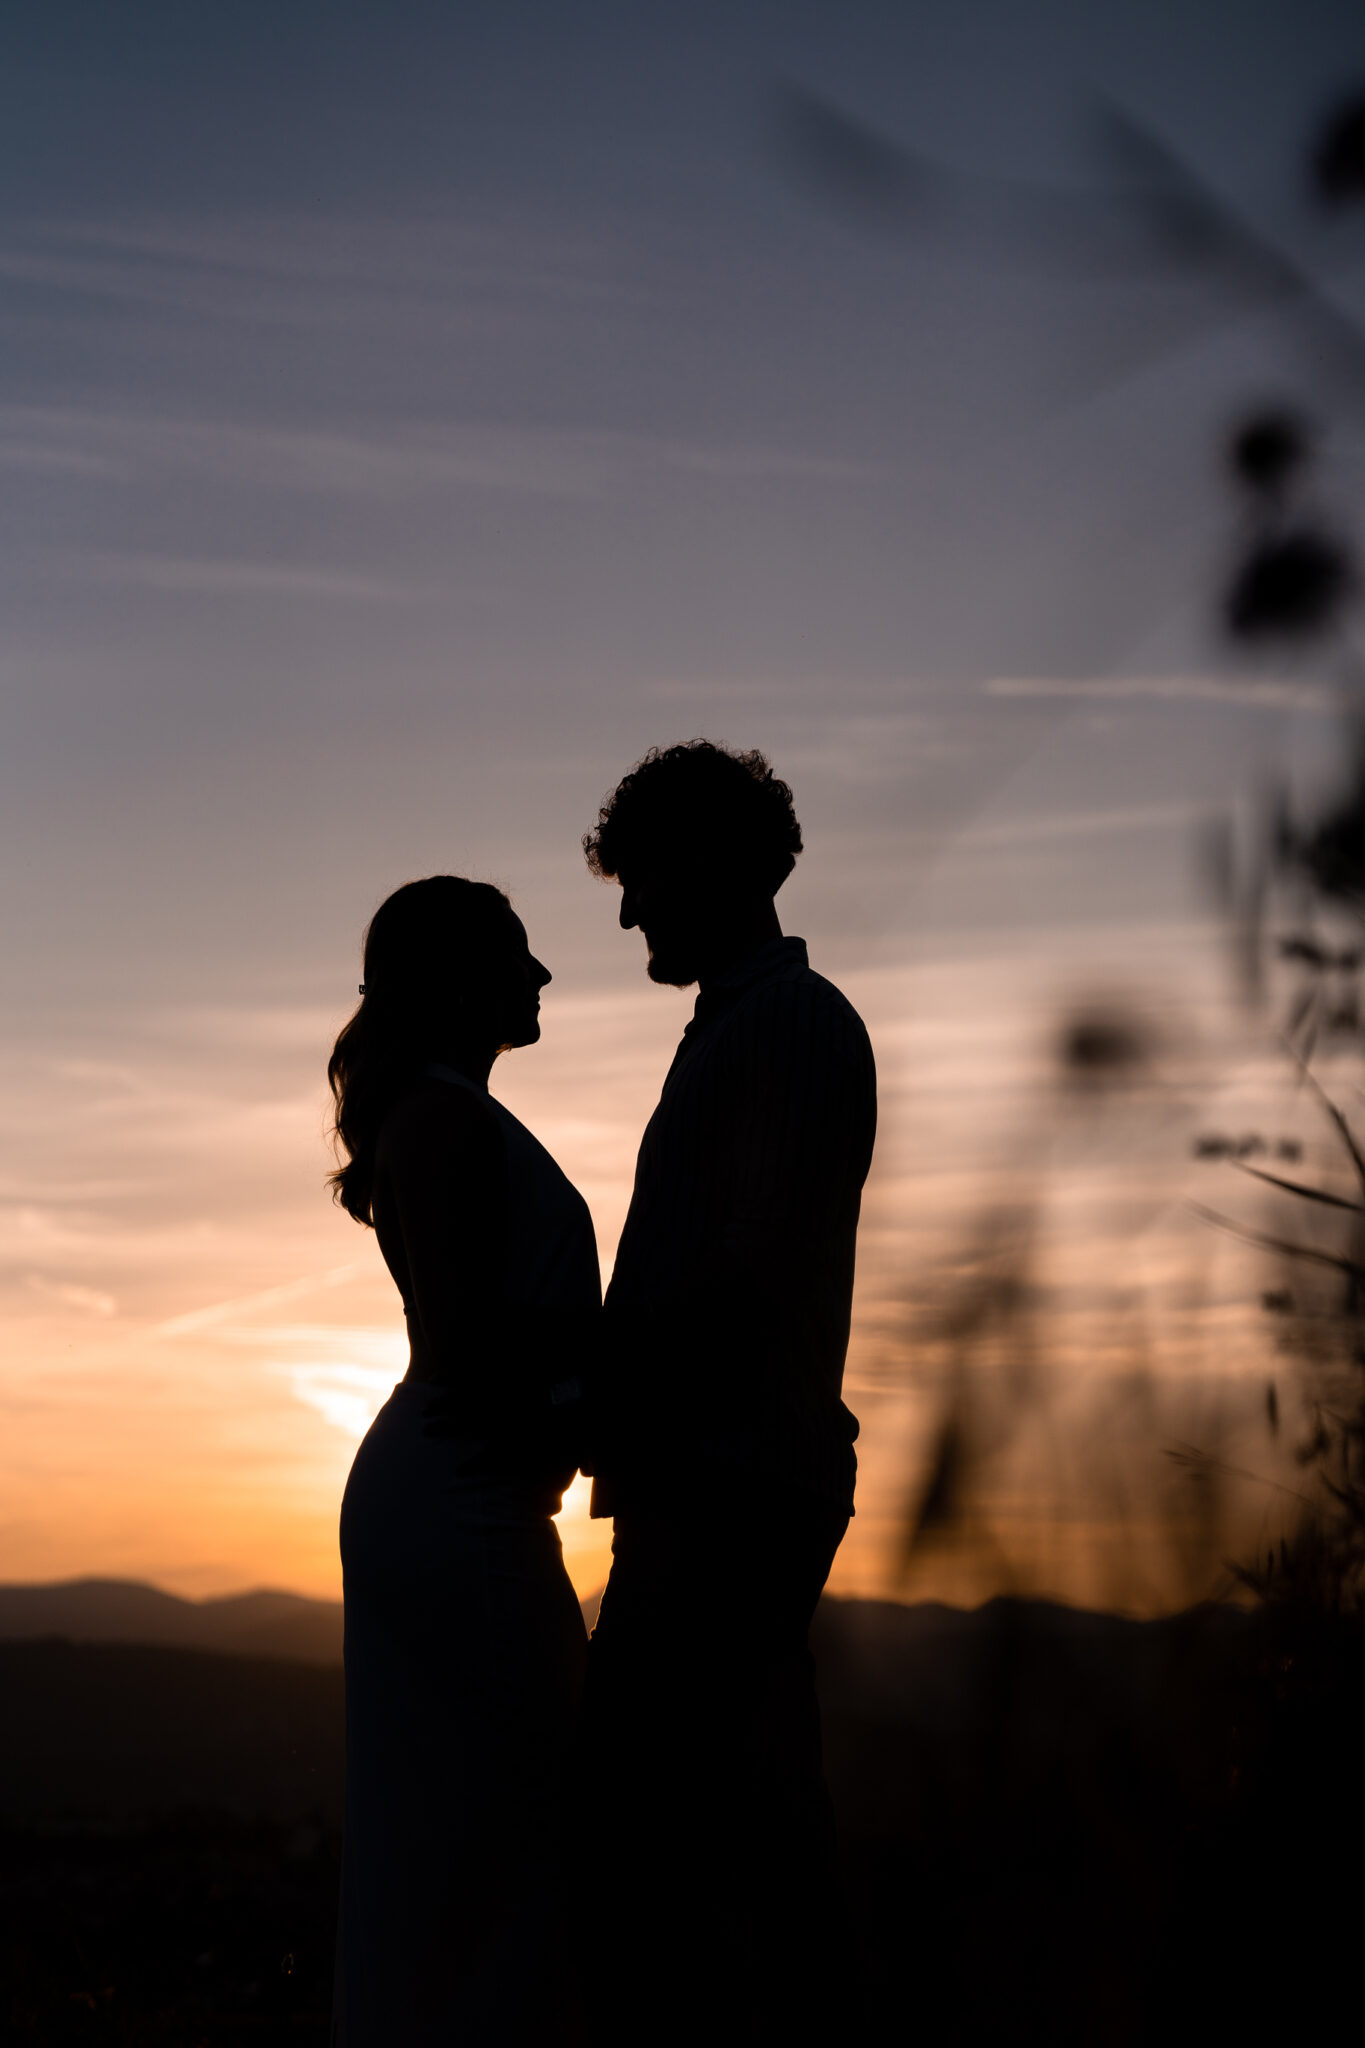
{"left": 713, "top": 977, "right": 877, "bottom": 1300}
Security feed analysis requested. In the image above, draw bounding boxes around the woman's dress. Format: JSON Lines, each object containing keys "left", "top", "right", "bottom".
{"left": 333, "top": 1066, "right": 600, "bottom": 2045}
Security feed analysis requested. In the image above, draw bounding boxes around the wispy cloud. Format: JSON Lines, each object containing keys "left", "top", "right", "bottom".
{"left": 0, "top": 403, "right": 880, "bottom": 510}
{"left": 986, "top": 674, "right": 1338, "bottom": 714}
{"left": 0, "top": 436, "right": 120, "bottom": 477}
{"left": 155, "top": 1265, "right": 365, "bottom": 1340}
{"left": 146, "top": 1005, "right": 343, "bottom": 1051}
{"left": 0, "top": 405, "right": 615, "bottom": 501}
{"left": 656, "top": 442, "right": 881, "bottom": 483}
{"left": 960, "top": 802, "right": 1197, "bottom": 850}
{"left": 279, "top": 1355, "right": 406, "bottom": 1440}
{"left": 77, "top": 553, "right": 415, "bottom": 602}
{"left": 0, "top": 212, "right": 636, "bottom": 331}
{"left": 25, "top": 1275, "right": 117, "bottom": 1317}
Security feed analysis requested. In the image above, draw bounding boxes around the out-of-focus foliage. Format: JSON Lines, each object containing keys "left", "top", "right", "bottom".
{"left": 870, "top": 80, "right": 1365, "bottom": 1622}
{"left": 891, "top": 994, "right": 1254, "bottom": 1616}
{"left": 1224, "top": 526, "right": 1357, "bottom": 643}
{"left": 1227, "top": 409, "right": 1313, "bottom": 500}
{"left": 1285, "top": 733, "right": 1365, "bottom": 911}
{"left": 1057, "top": 1007, "right": 1150, "bottom": 1089}
{"left": 1221, "top": 390, "right": 1359, "bottom": 650}
{"left": 1311, "top": 91, "right": 1365, "bottom": 209}
{"left": 1195, "top": 113, "right": 1365, "bottom": 1613}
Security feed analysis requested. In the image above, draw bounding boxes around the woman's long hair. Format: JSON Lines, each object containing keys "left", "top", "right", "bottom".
{"left": 328, "top": 876, "right": 512, "bottom": 1224}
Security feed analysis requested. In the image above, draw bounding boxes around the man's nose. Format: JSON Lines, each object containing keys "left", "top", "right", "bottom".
{"left": 619, "top": 889, "right": 639, "bottom": 931}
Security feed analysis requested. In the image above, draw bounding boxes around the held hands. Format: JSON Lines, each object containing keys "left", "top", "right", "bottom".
{"left": 416, "top": 1304, "right": 601, "bottom": 1475}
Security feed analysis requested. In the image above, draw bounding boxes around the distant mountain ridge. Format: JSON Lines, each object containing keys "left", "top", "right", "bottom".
{"left": 0, "top": 1589, "right": 1254, "bottom": 1833}
{"left": 0, "top": 1576, "right": 611, "bottom": 1664}
{"left": 0, "top": 1578, "right": 345, "bottom": 1666}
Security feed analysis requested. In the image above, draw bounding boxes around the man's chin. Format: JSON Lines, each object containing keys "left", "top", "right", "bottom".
{"left": 646, "top": 952, "right": 698, "bottom": 989}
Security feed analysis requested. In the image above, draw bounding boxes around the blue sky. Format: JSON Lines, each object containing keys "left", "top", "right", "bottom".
{"left": 4, "top": 0, "right": 1361, "bottom": 1004}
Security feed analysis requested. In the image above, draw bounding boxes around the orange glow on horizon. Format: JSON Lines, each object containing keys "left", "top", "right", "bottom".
{"left": 1, "top": 944, "right": 1304, "bottom": 1614}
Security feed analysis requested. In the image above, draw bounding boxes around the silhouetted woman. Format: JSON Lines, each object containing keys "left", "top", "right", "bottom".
{"left": 328, "top": 877, "right": 599, "bottom": 2046}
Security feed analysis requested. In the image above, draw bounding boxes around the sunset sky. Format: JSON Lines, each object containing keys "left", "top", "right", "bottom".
{"left": 3, "top": 0, "right": 1363, "bottom": 1609}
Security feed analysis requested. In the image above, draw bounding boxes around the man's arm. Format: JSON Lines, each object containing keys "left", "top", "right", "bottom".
{"left": 650, "top": 976, "right": 875, "bottom": 1456}
{"left": 714, "top": 978, "right": 876, "bottom": 1294}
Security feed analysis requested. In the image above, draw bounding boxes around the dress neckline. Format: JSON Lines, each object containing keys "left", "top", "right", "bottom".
{"left": 424, "top": 1060, "right": 489, "bottom": 1095}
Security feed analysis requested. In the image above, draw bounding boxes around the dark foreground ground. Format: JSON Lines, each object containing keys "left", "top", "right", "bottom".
{"left": 3, "top": 1594, "right": 1363, "bottom": 2044}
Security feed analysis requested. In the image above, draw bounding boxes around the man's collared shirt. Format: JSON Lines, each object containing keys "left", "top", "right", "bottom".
{"left": 595, "top": 935, "right": 877, "bottom": 1516}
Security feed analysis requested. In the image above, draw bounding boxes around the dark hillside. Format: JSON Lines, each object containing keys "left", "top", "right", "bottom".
{"left": 0, "top": 1640, "right": 345, "bottom": 1826}
{"left": 2, "top": 1598, "right": 1362, "bottom": 2042}
{"left": 0, "top": 1642, "right": 345, "bottom": 2041}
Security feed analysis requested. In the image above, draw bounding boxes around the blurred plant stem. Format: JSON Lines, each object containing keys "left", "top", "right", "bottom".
{"left": 1203, "top": 265, "right": 1365, "bottom": 1614}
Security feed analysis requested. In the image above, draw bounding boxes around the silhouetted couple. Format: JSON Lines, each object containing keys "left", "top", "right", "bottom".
{"left": 328, "top": 741, "right": 877, "bottom": 2046}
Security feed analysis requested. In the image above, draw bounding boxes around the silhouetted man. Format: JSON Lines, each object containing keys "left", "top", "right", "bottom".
{"left": 580, "top": 741, "right": 876, "bottom": 2044}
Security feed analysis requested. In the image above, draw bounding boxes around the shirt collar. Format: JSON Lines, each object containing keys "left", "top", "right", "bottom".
{"left": 693, "top": 935, "right": 808, "bottom": 1017}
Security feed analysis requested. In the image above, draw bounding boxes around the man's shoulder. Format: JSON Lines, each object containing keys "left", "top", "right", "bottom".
{"left": 739, "top": 957, "right": 874, "bottom": 1061}
{"left": 762, "top": 955, "right": 868, "bottom": 1022}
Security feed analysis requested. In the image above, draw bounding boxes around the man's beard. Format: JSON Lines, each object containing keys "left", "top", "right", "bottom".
{"left": 646, "top": 946, "right": 699, "bottom": 989}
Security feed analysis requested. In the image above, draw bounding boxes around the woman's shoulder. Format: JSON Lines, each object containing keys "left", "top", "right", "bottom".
{"left": 375, "top": 1078, "right": 505, "bottom": 1180}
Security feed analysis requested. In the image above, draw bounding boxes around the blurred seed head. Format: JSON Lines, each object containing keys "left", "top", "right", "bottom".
{"left": 1311, "top": 92, "right": 1365, "bottom": 208}
{"left": 1194, "top": 1132, "right": 1275, "bottom": 1159}
{"left": 1057, "top": 1006, "right": 1150, "bottom": 1090}
{"left": 1299, "top": 808, "right": 1365, "bottom": 907}
{"left": 1227, "top": 409, "right": 1314, "bottom": 500}
{"left": 1223, "top": 527, "right": 1357, "bottom": 643}
{"left": 1290, "top": 723, "right": 1365, "bottom": 905}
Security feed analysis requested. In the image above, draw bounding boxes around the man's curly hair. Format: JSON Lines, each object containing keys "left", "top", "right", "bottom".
{"left": 583, "top": 739, "right": 802, "bottom": 894}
